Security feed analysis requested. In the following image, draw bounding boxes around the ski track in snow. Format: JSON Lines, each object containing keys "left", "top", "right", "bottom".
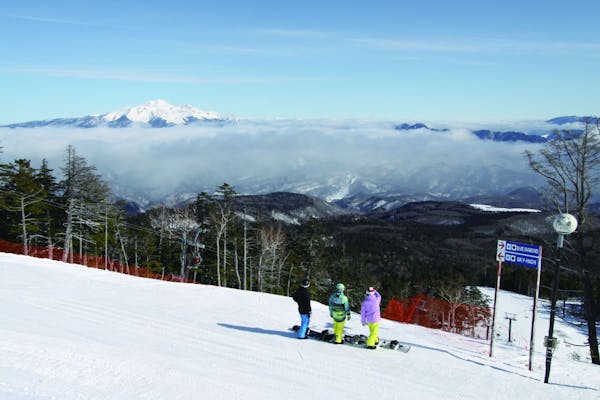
{"left": 0, "top": 253, "right": 598, "bottom": 400}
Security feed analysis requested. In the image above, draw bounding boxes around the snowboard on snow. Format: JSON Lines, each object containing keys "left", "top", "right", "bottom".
{"left": 291, "top": 325, "right": 411, "bottom": 353}
{"left": 343, "top": 332, "right": 411, "bottom": 352}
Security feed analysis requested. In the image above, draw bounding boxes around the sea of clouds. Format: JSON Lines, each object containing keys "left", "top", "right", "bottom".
{"left": 0, "top": 119, "right": 547, "bottom": 205}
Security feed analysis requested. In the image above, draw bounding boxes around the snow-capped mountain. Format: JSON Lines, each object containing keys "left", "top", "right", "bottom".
{"left": 2, "top": 99, "right": 233, "bottom": 128}
{"left": 1, "top": 106, "right": 596, "bottom": 211}
{"left": 3, "top": 102, "right": 592, "bottom": 144}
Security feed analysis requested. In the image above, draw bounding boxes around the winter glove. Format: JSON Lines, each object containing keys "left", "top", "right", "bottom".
{"left": 362, "top": 322, "right": 366, "bottom": 326}
{"left": 346, "top": 314, "right": 351, "bottom": 321}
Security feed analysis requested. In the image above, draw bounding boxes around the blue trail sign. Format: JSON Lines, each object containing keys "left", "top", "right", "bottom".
{"left": 496, "top": 240, "right": 542, "bottom": 269}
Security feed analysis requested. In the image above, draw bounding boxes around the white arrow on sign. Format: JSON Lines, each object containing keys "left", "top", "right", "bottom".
{"left": 496, "top": 240, "right": 506, "bottom": 262}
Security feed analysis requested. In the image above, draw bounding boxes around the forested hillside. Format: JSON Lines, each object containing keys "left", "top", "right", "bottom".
{"left": 1, "top": 145, "right": 597, "bottom": 305}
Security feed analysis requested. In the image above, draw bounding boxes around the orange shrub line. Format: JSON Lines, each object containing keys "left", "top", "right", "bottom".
{"left": 383, "top": 294, "right": 492, "bottom": 339}
{"left": 0, "top": 239, "right": 196, "bottom": 284}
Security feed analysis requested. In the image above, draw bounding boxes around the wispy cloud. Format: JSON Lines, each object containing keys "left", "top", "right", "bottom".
{"left": 189, "top": 44, "right": 302, "bottom": 58}
{"left": 0, "top": 66, "right": 332, "bottom": 84}
{"left": 354, "top": 38, "right": 482, "bottom": 53}
{"left": 0, "top": 13, "right": 97, "bottom": 27}
{"left": 354, "top": 35, "right": 600, "bottom": 56}
{"left": 486, "top": 37, "right": 600, "bottom": 54}
{"left": 246, "top": 27, "right": 600, "bottom": 58}
{"left": 254, "top": 28, "right": 333, "bottom": 39}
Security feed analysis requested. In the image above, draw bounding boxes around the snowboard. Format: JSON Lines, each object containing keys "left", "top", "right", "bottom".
{"left": 343, "top": 332, "right": 411, "bottom": 353}
{"left": 291, "top": 326, "right": 411, "bottom": 353}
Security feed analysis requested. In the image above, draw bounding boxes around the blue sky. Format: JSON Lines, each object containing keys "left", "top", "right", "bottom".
{"left": 1, "top": 0, "right": 599, "bottom": 124}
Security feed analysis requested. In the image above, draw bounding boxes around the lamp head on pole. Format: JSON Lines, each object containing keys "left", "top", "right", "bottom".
{"left": 552, "top": 213, "right": 578, "bottom": 248}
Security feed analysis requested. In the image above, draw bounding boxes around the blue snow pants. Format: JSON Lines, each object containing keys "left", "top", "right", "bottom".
{"left": 298, "top": 314, "right": 310, "bottom": 338}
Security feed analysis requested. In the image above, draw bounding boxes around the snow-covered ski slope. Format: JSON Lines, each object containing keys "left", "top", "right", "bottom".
{"left": 0, "top": 252, "right": 597, "bottom": 399}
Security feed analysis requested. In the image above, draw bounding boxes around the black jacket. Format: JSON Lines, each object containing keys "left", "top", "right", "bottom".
{"left": 292, "top": 286, "right": 312, "bottom": 314}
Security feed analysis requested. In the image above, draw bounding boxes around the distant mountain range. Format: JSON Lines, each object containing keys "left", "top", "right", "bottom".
{"left": 394, "top": 119, "right": 592, "bottom": 143}
{"left": 2, "top": 99, "right": 594, "bottom": 144}
{"left": 2, "top": 100, "right": 598, "bottom": 213}
{"left": 2, "top": 99, "right": 233, "bottom": 128}
{"left": 545, "top": 116, "right": 596, "bottom": 125}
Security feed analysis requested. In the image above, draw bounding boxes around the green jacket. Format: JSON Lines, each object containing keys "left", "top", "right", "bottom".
{"left": 328, "top": 292, "right": 350, "bottom": 322}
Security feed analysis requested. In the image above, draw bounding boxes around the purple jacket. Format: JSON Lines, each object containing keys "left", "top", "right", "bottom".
{"left": 360, "top": 290, "right": 381, "bottom": 324}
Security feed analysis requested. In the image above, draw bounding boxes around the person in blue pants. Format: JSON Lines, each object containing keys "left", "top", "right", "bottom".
{"left": 292, "top": 279, "right": 312, "bottom": 339}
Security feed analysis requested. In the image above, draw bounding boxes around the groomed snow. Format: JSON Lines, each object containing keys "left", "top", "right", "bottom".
{"left": 0, "top": 252, "right": 598, "bottom": 399}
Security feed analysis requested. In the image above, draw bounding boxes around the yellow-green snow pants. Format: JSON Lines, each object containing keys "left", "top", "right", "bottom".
{"left": 367, "top": 322, "right": 380, "bottom": 347}
{"left": 333, "top": 320, "right": 346, "bottom": 343}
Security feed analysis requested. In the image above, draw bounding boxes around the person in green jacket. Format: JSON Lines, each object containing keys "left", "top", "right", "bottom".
{"left": 328, "top": 283, "right": 351, "bottom": 344}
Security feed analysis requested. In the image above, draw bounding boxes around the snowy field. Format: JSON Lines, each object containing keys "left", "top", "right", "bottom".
{"left": 0, "top": 252, "right": 598, "bottom": 400}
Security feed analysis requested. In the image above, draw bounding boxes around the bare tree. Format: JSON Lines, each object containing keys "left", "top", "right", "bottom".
{"left": 233, "top": 239, "right": 241, "bottom": 289}
{"left": 197, "top": 185, "right": 237, "bottom": 287}
{"left": 150, "top": 205, "right": 199, "bottom": 279}
{"left": 257, "top": 224, "right": 287, "bottom": 293}
{"left": 525, "top": 117, "right": 600, "bottom": 365}
{"left": 60, "top": 145, "right": 110, "bottom": 263}
{"left": 210, "top": 201, "right": 232, "bottom": 287}
{"left": 437, "top": 278, "right": 468, "bottom": 333}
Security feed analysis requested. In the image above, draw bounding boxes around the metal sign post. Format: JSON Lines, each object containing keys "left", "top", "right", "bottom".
{"left": 492, "top": 240, "right": 542, "bottom": 371}
{"left": 489, "top": 259, "right": 503, "bottom": 357}
{"left": 529, "top": 252, "right": 542, "bottom": 371}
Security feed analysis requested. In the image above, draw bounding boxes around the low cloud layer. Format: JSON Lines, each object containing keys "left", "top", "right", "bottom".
{"left": 0, "top": 120, "right": 545, "bottom": 205}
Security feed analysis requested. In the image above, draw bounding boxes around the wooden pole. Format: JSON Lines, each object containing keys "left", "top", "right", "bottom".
{"left": 489, "top": 261, "right": 503, "bottom": 357}
{"left": 529, "top": 245, "right": 542, "bottom": 371}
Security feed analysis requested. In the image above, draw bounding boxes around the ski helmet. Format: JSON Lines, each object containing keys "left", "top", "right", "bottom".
{"left": 301, "top": 279, "right": 310, "bottom": 288}
{"left": 335, "top": 283, "right": 345, "bottom": 292}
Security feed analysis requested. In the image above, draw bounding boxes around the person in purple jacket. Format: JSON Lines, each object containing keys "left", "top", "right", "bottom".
{"left": 360, "top": 287, "right": 381, "bottom": 349}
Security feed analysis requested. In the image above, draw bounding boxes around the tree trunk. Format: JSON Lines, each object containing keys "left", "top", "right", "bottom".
{"left": 223, "top": 227, "right": 227, "bottom": 287}
{"left": 62, "top": 199, "right": 73, "bottom": 262}
{"left": 234, "top": 240, "right": 241, "bottom": 289}
{"left": 257, "top": 254, "right": 263, "bottom": 292}
{"left": 215, "top": 234, "right": 221, "bottom": 286}
{"left": 286, "top": 263, "right": 294, "bottom": 297}
{"left": 582, "top": 271, "right": 600, "bottom": 364}
{"left": 117, "top": 226, "right": 129, "bottom": 275}
{"left": 180, "top": 231, "right": 187, "bottom": 278}
{"left": 575, "top": 230, "right": 600, "bottom": 365}
{"left": 104, "top": 203, "right": 108, "bottom": 270}
{"left": 20, "top": 197, "right": 28, "bottom": 256}
{"left": 243, "top": 220, "right": 247, "bottom": 290}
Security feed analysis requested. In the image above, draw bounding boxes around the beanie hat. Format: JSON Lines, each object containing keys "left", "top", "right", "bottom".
{"left": 335, "top": 283, "right": 345, "bottom": 292}
{"left": 366, "top": 287, "right": 375, "bottom": 294}
{"left": 301, "top": 279, "right": 310, "bottom": 288}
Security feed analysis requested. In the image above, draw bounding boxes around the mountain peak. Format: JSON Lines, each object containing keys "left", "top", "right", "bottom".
{"left": 102, "top": 99, "right": 229, "bottom": 126}
{"left": 2, "top": 100, "right": 233, "bottom": 128}
{"left": 144, "top": 99, "right": 169, "bottom": 106}
{"left": 546, "top": 115, "right": 595, "bottom": 125}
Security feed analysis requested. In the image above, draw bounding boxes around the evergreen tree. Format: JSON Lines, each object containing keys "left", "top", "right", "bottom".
{"left": 0, "top": 159, "right": 48, "bottom": 255}
{"left": 34, "top": 159, "right": 61, "bottom": 250}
